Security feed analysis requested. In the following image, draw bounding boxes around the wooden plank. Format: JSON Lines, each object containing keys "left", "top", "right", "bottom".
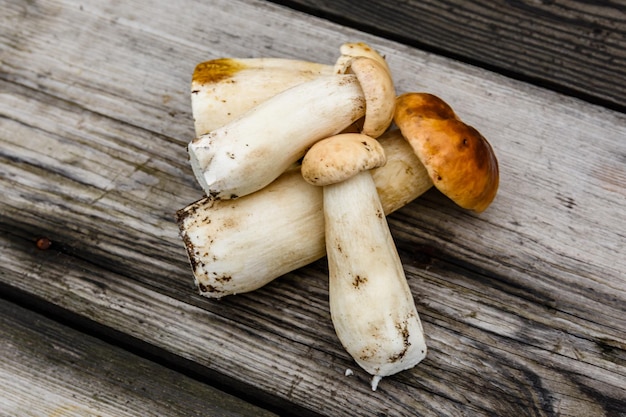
{"left": 0, "top": 298, "right": 278, "bottom": 417}
{"left": 3, "top": 222, "right": 624, "bottom": 416}
{"left": 272, "top": 0, "right": 626, "bottom": 110}
{"left": 1, "top": 0, "right": 625, "bottom": 416}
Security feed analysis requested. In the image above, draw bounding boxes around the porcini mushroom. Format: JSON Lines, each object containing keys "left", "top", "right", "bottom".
{"left": 393, "top": 93, "right": 499, "bottom": 212}
{"left": 191, "top": 43, "right": 390, "bottom": 136}
{"left": 191, "top": 58, "right": 334, "bottom": 135}
{"left": 301, "top": 133, "right": 427, "bottom": 391}
{"left": 188, "top": 74, "right": 366, "bottom": 199}
{"left": 176, "top": 130, "right": 433, "bottom": 298}
{"left": 187, "top": 46, "right": 396, "bottom": 200}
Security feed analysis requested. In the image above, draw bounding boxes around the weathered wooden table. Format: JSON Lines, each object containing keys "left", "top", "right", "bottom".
{"left": 2, "top": 0, "right": 625, "bottom": 416}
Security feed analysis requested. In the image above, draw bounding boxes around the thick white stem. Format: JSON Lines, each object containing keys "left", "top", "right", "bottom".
{"left": 191, "top": 58, "right": 334, "bottom": 135}
{"left": 177, "top": 170, "right": 324, "bottom": 297}
{"left": 324, "top": 171, "right": 427, "bottom": 390}
{"left": 188, "top": 75, "right": 365, "bottom": 199}
{"left": 177, "top": 130, "right": 433, "bottom": 299}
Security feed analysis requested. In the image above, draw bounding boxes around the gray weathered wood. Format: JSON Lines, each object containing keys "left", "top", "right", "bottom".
{"left": 1, "top": 0, "right": 625, "bottom": 416}
{"left": 274, "top": 0, "right": 626, "bottom": 110}
{"left": 0, "top": 298, "right": 278, "bottom": 417}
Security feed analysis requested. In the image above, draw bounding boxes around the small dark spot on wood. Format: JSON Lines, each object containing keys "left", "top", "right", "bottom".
{"left": 376, "top": 209, "right": 383, "bottom": 219}
{"left": 36, "top": 237, "right": 51, "bottom": 250}
{"left": 596, "top": 337, "right": 625, "bottom": 355}
{"left": 556, "top": 193, "right": 576, "bottom": 210}
{"left": 230, "top": 194, "right": 238, "bottom": 199}
{"left": 191, "top": 89, "right": 200, "bottom": 94}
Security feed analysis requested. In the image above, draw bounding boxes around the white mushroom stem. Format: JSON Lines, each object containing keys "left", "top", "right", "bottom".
{"left": 301, "top": 133, "right": 426, "bottom": 391}
{"left": 188, "top": 74, "right": 366, "bottom": 199}
{"left": 323, "top": 170, "right": 427, "bottom": 391}
{"left": 191, "top": 58, "right": 334, "bottom": 135}
{"left": 177, "top": 168, "right": 323, "bottom": 297}
{"left": 176, "top": 130, "right": 433, "bottom": 298}
{"left": 190, "top": 42, "right": 391, "bottom": 137}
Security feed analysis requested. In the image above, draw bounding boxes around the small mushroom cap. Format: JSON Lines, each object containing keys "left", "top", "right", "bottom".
{"left": 301, "top": 133, "right": 386, "bottom": 186}
{"left": 347, "top": 57, "right": 396, "bottom": 138}
{"left": 334, "top": 42, "right": 392, "bottom": 76}
{"left": 394, "top": 93, "right": 499, "bottom": 212}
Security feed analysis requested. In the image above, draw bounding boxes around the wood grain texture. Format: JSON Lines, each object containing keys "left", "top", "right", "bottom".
{"left": 0, "top": 299, "right": 278, "bottom": 417}
{"left": 272, "top": 0, "right": 626, "bottom": 111}
{"left": 1, "top": 0, "right": 625, "bottom": 416}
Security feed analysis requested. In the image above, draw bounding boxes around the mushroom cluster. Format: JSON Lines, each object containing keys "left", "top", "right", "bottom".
{"left": 176, "top": 43, "right": 499, "bottom": 391}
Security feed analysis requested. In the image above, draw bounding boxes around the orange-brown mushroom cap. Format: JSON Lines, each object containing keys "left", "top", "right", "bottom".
{"left": 393, "top": 93, "right": 499, "bottom": 212}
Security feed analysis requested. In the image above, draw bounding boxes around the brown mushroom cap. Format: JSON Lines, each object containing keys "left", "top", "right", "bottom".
{"left": 393, "top": 93, "right": 499, "bottom": 212}
{"left": 301, "top": 133, "right": 386, "bottom": 186}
